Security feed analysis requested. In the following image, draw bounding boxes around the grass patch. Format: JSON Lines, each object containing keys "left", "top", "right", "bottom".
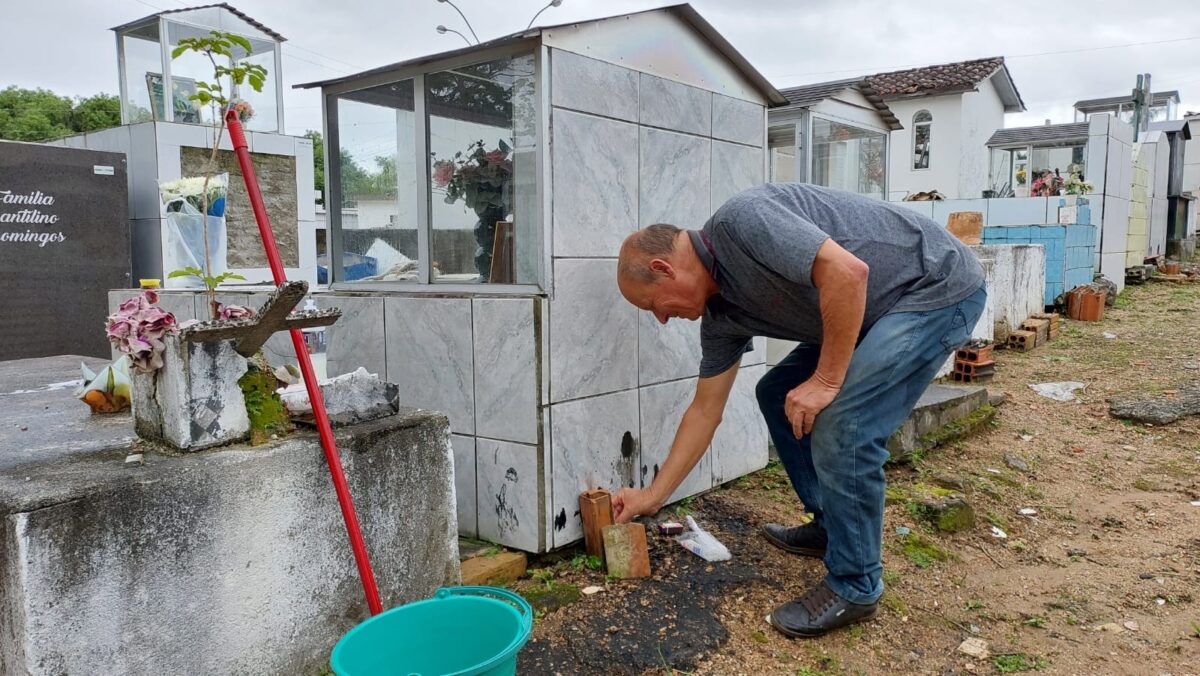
{"left": 993, "top": 653, "right": 1049, "bottom": 673}
{"left": 1023, "top": 616, "right": 1048, "bottom": 628}
{"left": 965, "top": 599, "right": 984, "bottom": 611}
{"left": 896, "top": 533, "right": 953, "bottom": 569}
{"left": 985, "top": 510, "right": 1011, "bottom": 532}
{"left": 882, "top": 569, "right": 902, "bottom": 586}
{"left": 880, "top": 590, "right": 908, "bottom": 614}
{"left": 750, "top": 630, "right": 769, "bottom": 644}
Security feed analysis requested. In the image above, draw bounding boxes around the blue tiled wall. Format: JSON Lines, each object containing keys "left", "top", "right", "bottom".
{"left": 982, "top": 201, "right": 1097, "bottom": 305}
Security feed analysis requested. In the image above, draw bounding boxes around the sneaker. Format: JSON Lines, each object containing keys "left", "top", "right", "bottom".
{"left": 761, "top": 522, "right": 827, "bottom": 558}
{"left": 769, "top": 581, "right": 878, "bottom": 638}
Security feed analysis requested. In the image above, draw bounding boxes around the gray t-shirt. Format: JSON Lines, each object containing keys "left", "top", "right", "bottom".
{"left": 696, "top": 183, "right": 984, "bottom": 377}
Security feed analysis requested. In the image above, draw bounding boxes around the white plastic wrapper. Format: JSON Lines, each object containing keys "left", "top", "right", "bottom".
{"left": 676, "top": 515, "right": 731, "bottom": 562}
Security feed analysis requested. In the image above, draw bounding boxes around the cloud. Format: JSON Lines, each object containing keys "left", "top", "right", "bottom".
{"left": 1, "top": 0, "right": 1196, "bottom": 134}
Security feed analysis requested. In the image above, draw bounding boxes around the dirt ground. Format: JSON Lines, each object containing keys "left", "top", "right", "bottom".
{"left": 516, "top": 278, "right": 1200, "bottom": 676}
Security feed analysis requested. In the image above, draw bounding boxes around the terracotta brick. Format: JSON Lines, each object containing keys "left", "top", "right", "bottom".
{"left": 1008, "top": 329, "right": 1037, "bottom": 352}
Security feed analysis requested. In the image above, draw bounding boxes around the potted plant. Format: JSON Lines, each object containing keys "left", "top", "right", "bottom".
{"left": 431, "top": 139, "right": 514, "bottom": 281}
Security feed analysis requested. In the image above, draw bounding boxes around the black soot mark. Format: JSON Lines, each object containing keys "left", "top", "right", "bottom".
{"left": 554, "top": 508, "right": 567, "bottom": 531}
{"left": 505, "top": 467, "right": 518, "bottom": 482}
{"left": 621, "top": 431, "right": 634, "bottom": 458}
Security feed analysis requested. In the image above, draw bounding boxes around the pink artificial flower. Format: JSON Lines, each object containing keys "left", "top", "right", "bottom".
{"left": 216, "top": 303, "right": 256, "bottom": 321}
{"left": 432, "top": 161, "right": 455, "bottom": 188}
{"left": 484, "top": 149, "right": 507, "bottom": 164}
{"left": 105, "top": 290, "right": 178, "bottom": 373}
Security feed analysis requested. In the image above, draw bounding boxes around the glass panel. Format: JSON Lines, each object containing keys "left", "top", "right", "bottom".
{"left": 1149, "top": 105, "right": 1168, "bottom": 123}
{"left": 164, "top": 20, "right": 229, "bottom": 125}
{"left": 913, "top": 122, "right": 931, "bottom": 169}
{"left": 122, "top": 33, "right": 161, "bottom": 123}
{"left": 768, "top": 125, "right": 796, "bottom": 183}
{"left": 913, "top": 110, "right": 932, "bottom": 124}
{"left": 987, "top": 148, "right": 1014, "bottom": 197}
{"left": 1013, "top": 148, "right": 1030, "bottom": 198}
{"left": 810, "top": 118, "right": 887, "bottom": 200}
{"left": 236, "top": 43, "right": 279, "bottom": 133}
{"left": 426, "top": 54, "right": 537, "bottom": 284}
{"left": 334, "top": 79, "right": 419, "bottom": 283}
{"left": 1031, "top": 145, "right": 1085, "bottom": 180}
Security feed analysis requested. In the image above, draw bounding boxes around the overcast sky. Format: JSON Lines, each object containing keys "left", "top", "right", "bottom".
{"left": 3, "top": 0, "right": 1198, "bottom": 136}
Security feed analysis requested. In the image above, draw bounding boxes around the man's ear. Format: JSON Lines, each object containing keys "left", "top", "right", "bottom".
{"left": 648, "top": 258, "right": 675, "bottom": 279}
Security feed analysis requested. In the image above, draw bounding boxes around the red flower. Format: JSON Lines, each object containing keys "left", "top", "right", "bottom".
{"left": 432, "top": 161, "right": 455, "bottom": 188}
{"left": 484, "top": 149, "right": 508, "bottom": 165}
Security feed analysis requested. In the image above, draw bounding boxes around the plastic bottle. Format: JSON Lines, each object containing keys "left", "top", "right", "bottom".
{"left": 300, "top": 297, "right": 328, "bottom": 381}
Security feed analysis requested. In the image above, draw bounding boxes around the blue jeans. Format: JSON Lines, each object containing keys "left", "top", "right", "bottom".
{"left": 755, "top": 285, "right": 987, "bottom": 604}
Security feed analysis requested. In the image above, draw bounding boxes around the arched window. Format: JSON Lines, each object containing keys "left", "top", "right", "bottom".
{"left": 912, "top": 110, "right": 932, "bottom": 170}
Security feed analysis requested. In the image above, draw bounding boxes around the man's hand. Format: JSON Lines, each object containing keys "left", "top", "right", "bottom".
{"left": 785, "top": 376, "right": 841, "bottom": 437}
{"left": 612, "top": 487, "right": 663, "bottom": 524}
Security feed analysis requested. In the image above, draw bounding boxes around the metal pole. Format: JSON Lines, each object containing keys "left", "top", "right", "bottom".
{"left": 224, "top": 109, "right": 384, "bottom": 617}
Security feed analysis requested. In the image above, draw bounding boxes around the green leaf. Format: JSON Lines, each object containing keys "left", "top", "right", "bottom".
{"left": 227, "top": 34, "right": 253, "bottom": 54}
{"left": 168, "top": 267, "right": 203, "bottom": 279}
{"left": 248, "top": 75, "right": 264, "bottom": 92}
{"left": 171, "top": 45, "right": 188, "bottom": 59}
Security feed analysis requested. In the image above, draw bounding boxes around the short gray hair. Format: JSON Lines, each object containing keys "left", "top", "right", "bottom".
{"left": 618, "top": 223, "right": 682, "bottom": 283}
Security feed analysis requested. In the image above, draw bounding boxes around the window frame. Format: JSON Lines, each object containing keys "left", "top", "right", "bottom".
{"left": 912, "top": 109, "right": 932, "bottom": 171}
{"left": 321, "top": 39, "right": 545, "bottom": 294}
{"left": 807, "top": 112, "right": 889, "bottom": 199}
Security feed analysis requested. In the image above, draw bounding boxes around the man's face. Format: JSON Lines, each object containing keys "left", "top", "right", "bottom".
{"left": 618, "top": 260, "right": 707, "bottom": 324}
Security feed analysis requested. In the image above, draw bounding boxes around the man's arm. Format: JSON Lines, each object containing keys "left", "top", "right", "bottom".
{"left": 783, "top": 238, "right": 869, "bottom": 437}
{"left": 613, "top": 363, "right": 739, "bottom": 523}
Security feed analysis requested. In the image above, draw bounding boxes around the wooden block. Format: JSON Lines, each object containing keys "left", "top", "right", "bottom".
{"left": 602, "top": 523, "right": 651, "bottom": 579}
{"left": 579, "top": 489, "right": 614, "bottom": 559}
{"left": 1020, "top": 318, "right": 1050, "bottom": 346}
{"left": 947, "top": 211, "right": 983, "bottom": 245}
{"left": 1008, "top": 329, "right": 1036, "bottom": 352}
{"left": 461, "top": 551, "right": 527, "bottom": 586}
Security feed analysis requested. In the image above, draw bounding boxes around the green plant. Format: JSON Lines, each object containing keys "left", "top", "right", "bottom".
{"left": 1191, "top": 621, "right": 1200, "bottom": 638}
{"left": 1023, "top": 616, "right": 1048, "bottom": 628}
{"left": 993, "top": 653, "right": 1049, "bottom": 673}
{"left": 169, "top": 31, "right": 267, "bottom": 318}
{"left": 965, "top": 599, "right": 985, "bottom": 611}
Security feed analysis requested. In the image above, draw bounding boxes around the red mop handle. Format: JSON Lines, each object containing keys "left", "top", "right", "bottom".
{"left": 225, "top": 110, "right": 383, "bottom": 616}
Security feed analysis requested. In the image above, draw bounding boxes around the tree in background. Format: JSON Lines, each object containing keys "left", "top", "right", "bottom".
{"left": 0, "top": 87, "right": 121, "bottom": 141}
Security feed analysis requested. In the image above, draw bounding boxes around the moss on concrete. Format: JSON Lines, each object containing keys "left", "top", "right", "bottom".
{"left": 521, "top": 580, "right": 582, "bottom": 613}
{"left": 238, "top": 356, "right": 291, "bottom": 445}
{"left": 916, "top": 404, "right": 996, "bottom": 451}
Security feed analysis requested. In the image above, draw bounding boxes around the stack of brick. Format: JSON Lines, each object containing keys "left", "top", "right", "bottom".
{"left": 953, "top": 343, "right": 995, "bottom": 383}
{"left": 1008, "top": 312, "right": 1060, "bottom": 351}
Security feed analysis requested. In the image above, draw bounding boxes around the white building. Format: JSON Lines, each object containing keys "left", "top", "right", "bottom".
{"left": 862, "top": 57, "right": 1025, "bottom": 201}
{"left": 767, "top": 77, "right": 901, "bottom": 200}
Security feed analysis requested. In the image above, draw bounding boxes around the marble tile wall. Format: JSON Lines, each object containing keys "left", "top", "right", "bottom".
{"left": 549, "top": 389, "right": 640, "bottom": 548}
{"left": 710, "top": 364, "right": 769, "bottom": 485}
{"left": 384, "top": 297, "right": 475, "bottom": 435}
{"left": 711, "top": 140, "right": 765, "bottom": 211}
{"left": 639, "top": 377, "right": 711, "bottom": 503}
{"left": 712, "top": 94, "right": 764, "bottom": 147}
{"left": 640, "top": 127, "right": 711, "bottom": 228}
{"left": 639, "top": 73, "right": 711, "bottom": 137}
{"left": 638, "top": 314, "right": 702, "bottom": 386}
{"left": 473, "top": 298, "right": 538, "bottom": 444}
{"left": 254, "top": 294, "right": 387, "bottom": 379}
{"left": 550, "top": 49, "right": 639, "bottom": 122}
{"left": 476, "top": 438, "right": 541, "bottom": 552}
{"left": 451, "top": 434, "right": 477, "bottom": 537}
{"left": 551, "top": 109, "right": 639, "bottom": 257}
{"left": 549, "top": 259, "right": 638, "bottom": 402}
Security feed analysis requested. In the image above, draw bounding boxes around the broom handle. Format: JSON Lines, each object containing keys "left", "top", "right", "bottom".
{"left": 224, "top": 110, "right": 383, "bottom": 616}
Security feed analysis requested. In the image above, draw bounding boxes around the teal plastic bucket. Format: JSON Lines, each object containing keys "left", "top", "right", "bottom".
{"left": 331, "top": 586, "right": 532, "bottom": 676}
